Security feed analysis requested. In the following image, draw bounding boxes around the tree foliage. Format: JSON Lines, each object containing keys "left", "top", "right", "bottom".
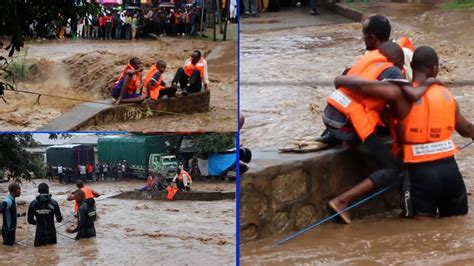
{"left": 192, "top": 133, "right": 236, "bottom": 154}
{"left": 0, "top": 0, "right": 100, "bottom": 100}
{"left": 0, "top": 134, "right": 42, "bottom": 181}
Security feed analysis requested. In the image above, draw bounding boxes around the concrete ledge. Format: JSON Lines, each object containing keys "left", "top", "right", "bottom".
{"left": 112, "top": 190, "right": 235, "bottom": 201}
{"left": 39, "top": 90, "right": 211, "bottom": 131}
{"left": 328, "top": 2, "right": 366, "bottom": 22}
{"left": 240, "top": 148, "right": 399, "bottom": 243}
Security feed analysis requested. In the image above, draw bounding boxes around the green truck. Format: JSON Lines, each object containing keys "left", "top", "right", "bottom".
{"left": 46, "top": 144, "right": 95, "bottom": 168}
{"left": 98, "top": 135, "right": 179, "bottom": 179}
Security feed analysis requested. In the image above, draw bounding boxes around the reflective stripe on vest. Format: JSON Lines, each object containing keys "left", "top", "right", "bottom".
{"left": 326, "top": 50, "right": 393, "bottom": 141}
{"left": 183, "top": 58, "right": 205, "bottom": 79}
{"left": 403, "top": 139, "right": 458, "bottom": 163}
{"left": 401, "top": 84, "right": 458, "bottom": 163}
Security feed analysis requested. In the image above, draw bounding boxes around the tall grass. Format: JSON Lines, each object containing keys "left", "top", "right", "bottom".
{"left": 4, "top": 57, "right": 31, "bottom": 82}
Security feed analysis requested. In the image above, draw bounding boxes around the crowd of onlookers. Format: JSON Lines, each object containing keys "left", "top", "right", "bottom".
{"left": 28, "top": 1, "right": 238, "bottom": 41}
{"left": 46, "top": 161, "right": 129, "bottom": 184}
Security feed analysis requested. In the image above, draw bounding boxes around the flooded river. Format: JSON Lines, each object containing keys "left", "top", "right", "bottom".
{"left": 0, "top": 179, "right": 235, "bottom": 264}
{"left": 0, "top": 38, "right": 237, "bottom": 132}
{"left": 240, "top": 6, "right": 474, "bottom": 265}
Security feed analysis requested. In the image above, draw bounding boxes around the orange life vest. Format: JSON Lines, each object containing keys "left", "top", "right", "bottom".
{"left": 166, "top": 187, "right": 179, "bottom": 200}
{"left": 178, "top": 170, "right": 192, "bottom": 182}
{"left": 74, "top": 186, "right": 95, "bottom": 212}
{"left": 143, "top": 64, "right": 157, "bottom": 90}
{"left": 397, "top": 37, "right": 415, "bottom": 52}
{"left": 183, "top": 58, "right": 205, "bottom": 80}
{"left": 401, "top": 83, "right": 458, "bottom": 163}
{"left": 326, "top": 50, "right": 394, "bottom": 141}
{"left": 143, "top": 65, "right": 164, "bottom": 100}
{"left": 116, "top": 64, "right": 142, "bottom": 94}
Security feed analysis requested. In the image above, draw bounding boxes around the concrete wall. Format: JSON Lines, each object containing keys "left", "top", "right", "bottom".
{"left": 113, "top": 190, "right": 235, "bottom": 201}
{"left": 240, "top": 148, "right": 399, "bottom": 243}
{"left": 75, "top": 90, "right": 211, "bottom": 130}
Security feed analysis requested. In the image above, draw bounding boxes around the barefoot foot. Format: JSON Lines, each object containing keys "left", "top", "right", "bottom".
{"left": 328, "top": 198, "right": 351, "bottom": 224}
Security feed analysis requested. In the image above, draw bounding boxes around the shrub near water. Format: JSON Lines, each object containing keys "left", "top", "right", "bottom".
{"left": 5, "top": 58, "right": 31, "bottom": 82}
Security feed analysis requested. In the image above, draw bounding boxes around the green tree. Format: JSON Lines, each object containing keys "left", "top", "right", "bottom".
{"left": 0, "top": 134, "right": 42, "bottom": 181}
{"left": 0, "top": 0, "right": 100, "bottom": 100}
{"left": 192, "top": 133, "right": 236, "bottom": 154}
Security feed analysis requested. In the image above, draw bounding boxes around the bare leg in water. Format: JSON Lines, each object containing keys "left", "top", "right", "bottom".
{"left": 328, "top": 178, "right": 375, "bottom": 224}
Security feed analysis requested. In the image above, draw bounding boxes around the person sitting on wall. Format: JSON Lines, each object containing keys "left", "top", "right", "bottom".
{"left": 140, "top": 172, "right": 157, "bottom": 192}
{"left": 111, "top": 57, "right": 146, "bottom": 105}
{"left": 172, "top": 167, "right": 192, "bottom": 191}
{"left": 156, "top": 174, "right": 168, "bottom": 191}
{"left": 143, "top": 60, "right": 177, "bottom": 100}
{"left": 171, "top": 50, "right": 209, "bottom": 95}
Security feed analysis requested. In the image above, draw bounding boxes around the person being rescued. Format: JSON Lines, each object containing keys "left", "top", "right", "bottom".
{"left": 66, "top": 190, "right": 97, "bottom": 241}
{"left": 112, "top": 57, "right": 147, "bottom": 104}
{"left": 139, "top": 172, "right": 158, "bottom": 191}
{"left": 171, "top": 50, "right": 209, "bottom": 95}
{"left": 172, "top": 167, "right": 192, "bottom": 191}
{"left": 67, "top": 181, "right": 100, "bottom": 215}
{"left": 156, "top": 173, "right": 168, "bottom": 191}
{"left": 143, "top": 60, "right": 177, "bottom": 100}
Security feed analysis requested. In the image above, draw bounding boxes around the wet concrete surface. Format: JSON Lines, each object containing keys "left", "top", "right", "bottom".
{"left": 240, "top": 7, "right": 352, "bottom": 32}
{"left": 0, "top": 179, "right": 235, "bottom": 264}
{"left": 240, "top": 4, "right": 474, "bottom": 265}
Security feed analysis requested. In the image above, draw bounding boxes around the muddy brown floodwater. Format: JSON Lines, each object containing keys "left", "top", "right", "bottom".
{"left": 0, "top": 179, "right": 235, "bottom": 264}
{"left": 240, "top": 7, "right": 474, "bottom": 265}
{"left": 0, "top": 38, "right": 237, "bottom": 132}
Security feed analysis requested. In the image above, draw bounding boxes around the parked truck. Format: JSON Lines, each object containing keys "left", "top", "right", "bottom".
{"left": 46, "top": 144, "right": 95, "bottom": 179}
{"left": 98, "top": 135, "right": 179, "bottom": 179}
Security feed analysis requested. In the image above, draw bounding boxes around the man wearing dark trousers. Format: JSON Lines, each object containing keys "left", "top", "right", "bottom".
{"left": 27, "top": 183, "right": 63, "bottom": 246}
{"left": 172, "top": 50, "right": 209, "bottom": 95}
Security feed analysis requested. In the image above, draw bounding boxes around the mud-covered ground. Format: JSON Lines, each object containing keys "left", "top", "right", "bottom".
{"left": 0, "top": 179, "right": 235, "bottom": 264}
{"left": 240, "top": 6, "right": 474, "bottom": 265}
{"left": 0, "top": 38, "right": 237, "bottom": 132}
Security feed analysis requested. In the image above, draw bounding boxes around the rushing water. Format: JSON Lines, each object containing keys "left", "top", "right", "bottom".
{"left": 1, "top": 38, "right": 237, "bottom": 132}
{"left": 240, "top": 7, "right": 474, "bottom": 265}
{"left": 0, "top": 180, "right": 235, "bottom": 264}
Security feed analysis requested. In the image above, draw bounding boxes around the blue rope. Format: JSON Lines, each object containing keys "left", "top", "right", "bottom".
{"left": 459, "top": 140, "right": 473, "bottom": 151}
{"left": 273, "top": 185, "right": 393, "bottom": 247}
{"left": 273, "top": 140, "right": 474, "bottom": 247}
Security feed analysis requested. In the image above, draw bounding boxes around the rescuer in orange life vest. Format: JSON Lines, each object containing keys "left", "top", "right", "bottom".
{"left": 333, "top": 46, "right": 474, "bottom": 220}
{"left": 171, "top": 50, "right": 209, "bottom": 95}
{"left": 111, "top": 57, "right": 146, "bottom": 104}
{"left": 317, "top": 15, "right": 411, "bottom": 147}
{"left": 67, "top": 180, "right": 101, "bottom": 214}
{"left": 143, "top": 60, "right": 177, "bottom": 100}
{"left": 172, "top": 167, "right": 192, "bottom": 191}
{"left": 322, "top": 41, "right": 438, "bottom": 223}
